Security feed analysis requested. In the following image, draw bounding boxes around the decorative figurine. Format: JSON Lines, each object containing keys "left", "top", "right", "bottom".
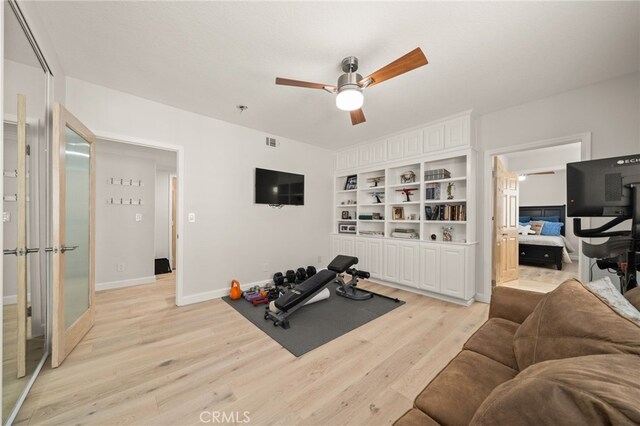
{"left": 396, "top": 187, "right": 419, "bottom": 202}
{"left": 400, "top": 170, "right": 416, "bottom": 183}
{"left": 371, "top": 192, "right": 384, "bottom": 204}
{"left": 447, "top": 182, "right": 456, "bottom": 200}
{"left": 442, "top": 226, "right": 453, "bottom": 242}
{"left": 367, "top": 176, "right": 385, "bottom": 188}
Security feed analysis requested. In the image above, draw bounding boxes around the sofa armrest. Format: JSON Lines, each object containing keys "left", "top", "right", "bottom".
{"left": 489, "top": 287, "right": 545, "bottom": 324}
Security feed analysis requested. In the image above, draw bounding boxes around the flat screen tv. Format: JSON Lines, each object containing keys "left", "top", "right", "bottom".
{"left": 255, "top": 168, "right": 305, "bottom": 206}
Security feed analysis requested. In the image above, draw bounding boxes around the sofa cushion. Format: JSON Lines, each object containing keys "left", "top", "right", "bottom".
{"left": 513, "top": 279, "right": 640, "bottom": 370}
{"left": 393, "top": 408, "right": 439, "bottom": 426}
{"left": 470, "top": 354, "right": 640, "bottom": 425}
{"left": 463, "top": 318, "right": 519, "bottom": 370}
{"left": 415, "top": 350, "right": 517, "bottom": 425}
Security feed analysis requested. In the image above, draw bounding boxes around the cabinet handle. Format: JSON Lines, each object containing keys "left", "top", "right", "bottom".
{"left": 544, "top": 254, "right": 550, "bottom": 258}
{"left": 520, "top": 252, "right": 525, "bottom": 256}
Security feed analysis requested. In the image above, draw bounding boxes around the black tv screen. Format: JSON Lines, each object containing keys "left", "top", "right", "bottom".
{"left": 255, "top": 168, "right": 305, "bottom": 205}
{"left": 567, "top": 154, "right": 640, "bottom": 218}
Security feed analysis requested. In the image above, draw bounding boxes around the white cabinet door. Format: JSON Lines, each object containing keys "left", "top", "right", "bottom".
{"left": 367, "top": 239, "right": 383, "bottom": 278}
{"left": 331, "top": 235, "right": 342, "bottom": 259}
{"left": 419, "top": 244, "right": 441, "bottom": 292}
{"left": 336, "top": 152, "right": 348, "bottom": 171}
{"left": 342, "top": 236, "right": 355, "bottom": 257}
{"left": 383, "top": 240, "right": 400, "bottom": 282}
{"left": 403, "top": 130, "right": 423, "bottom": 158}
{"left": 423, "top": 124, "right": 445, "bottom": 153}
{"left": 387, "top": 136, "right": 404, "bottom": 161}
{"left": 440, "top": 245, "right": 466, "bottom": 298}
{"left": 355, "top": 238, "right": 367, "bottom": 271}
{"left": 358, "top": 146, "right": 372, "bottom": 167}
{"left": 371, "top": 140, "right": 386, "bottom": 164}
{"left": 444, "top": 116, "right": 470, "bottom": 149}
{"left": 398, "top": 242, "right": 420, "bottom": 288}
{"left": 345, "top": 148, "right": 359, "bottom": 169}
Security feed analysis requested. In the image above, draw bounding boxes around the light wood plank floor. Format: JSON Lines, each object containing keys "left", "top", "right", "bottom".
{"left": 500, "top": 262, "right": 580, "bottom": 293}
{"left": 17, "top": 273, "right": 488, "bottom": 425}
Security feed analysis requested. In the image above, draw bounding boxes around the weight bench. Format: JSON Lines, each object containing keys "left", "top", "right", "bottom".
{"left": 264, "top": 255, "right": 358, "bottom": 329}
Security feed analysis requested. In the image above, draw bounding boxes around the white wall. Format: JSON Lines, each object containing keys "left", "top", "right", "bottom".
{"left": 476, "top": 72, "right": 640, "bottom": 300}
{"left": 95, "top": 148, "right": 156, "bottom": 288}
{"left": 154, "top": 169, "right": 172, "bottom": 260}
{"left": 66, "top": 77, "right": 334, "bottom": 303}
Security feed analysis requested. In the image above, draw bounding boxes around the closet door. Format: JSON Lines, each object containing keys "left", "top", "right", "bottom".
{"left": 51, "top": 103, "right": 97, "bottom": 368}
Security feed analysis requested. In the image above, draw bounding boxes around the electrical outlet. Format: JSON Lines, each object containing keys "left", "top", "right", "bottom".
{"left": 135, "top": 213, "right": 142, "bottom": 222}
{"left": 263, "top": 263, "right": 268, "bottom": 272}
{"left": 117, "top": 263, "right": 125, "bottom": 272}
{"left": 188, "top": 213, "right": 196, "bottom": 223}
{"left": 317, "top": 256, "right": 322, "bottom": 264}
{"left": 3, "top": 212, "right": 10, "bottom": 223}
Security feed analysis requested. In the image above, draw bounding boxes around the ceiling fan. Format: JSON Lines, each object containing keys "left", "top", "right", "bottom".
{"left": 275, "top": 48, "right": 428, "bottom": 126}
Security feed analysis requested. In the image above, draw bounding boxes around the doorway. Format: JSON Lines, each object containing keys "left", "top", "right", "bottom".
{"left": 483, "top": 133, "right": 592, "bottom": 299}
{"left": 92, "top": 132, "right": 184, "bottom": 305}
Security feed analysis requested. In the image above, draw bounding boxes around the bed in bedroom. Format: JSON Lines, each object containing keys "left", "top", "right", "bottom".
{"left": 518, "top": 205, "right": 575, "bottom": 270}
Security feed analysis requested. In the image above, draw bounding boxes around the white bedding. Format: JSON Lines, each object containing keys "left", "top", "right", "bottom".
{"left": 519, "top": 234, "right": 576, "bottom": 263}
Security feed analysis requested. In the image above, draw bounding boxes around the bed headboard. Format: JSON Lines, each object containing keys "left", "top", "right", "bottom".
{"left": 519, "top": 205, "right": 566, "bottom": 236}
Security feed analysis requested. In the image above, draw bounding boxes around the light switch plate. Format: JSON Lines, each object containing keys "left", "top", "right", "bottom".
{"left": 188, "top": 213, "right": 196, "bottom": 223}
{"left": 135, "top": 213, "right": 142, "bottom": 222}
{"left": 3, "top": 212, "right": 10, "bottom": 223}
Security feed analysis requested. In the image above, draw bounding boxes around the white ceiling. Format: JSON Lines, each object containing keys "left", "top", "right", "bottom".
{"left": 33, "top": 1, "right": 640, "bottom": 150}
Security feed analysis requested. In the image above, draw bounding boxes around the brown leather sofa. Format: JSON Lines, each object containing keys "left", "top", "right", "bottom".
{"left": 394, "top": 279, "right": 640, "bottom": 426}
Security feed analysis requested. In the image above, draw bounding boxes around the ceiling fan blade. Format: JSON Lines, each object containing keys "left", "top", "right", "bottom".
{"left": 529, "top": 171, "right": 555, "bottom": 175}
{"left": 360, "top": 48, "right": 428, "bottom": 87}
{"left": 275, "top": 77, "right": 336, "bottom": 91}
{"left": 350, "top": 108, "right": 366, "bottom": 126}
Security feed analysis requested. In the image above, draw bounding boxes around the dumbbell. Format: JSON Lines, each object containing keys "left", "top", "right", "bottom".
{"left": 273, "top": 270, "right": 297, "bottom": 287}
{"left": 306, "top": 266, "right": 317, "bottom": 277}
{"left": 296, "top": 267, "right": 307, "bottom": 283}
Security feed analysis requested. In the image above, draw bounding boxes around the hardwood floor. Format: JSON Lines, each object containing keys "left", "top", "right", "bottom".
{"left": 499, "top": 261, "right": 580, "bottom": 293}
{"left": 17, "top": 273, "right": 488, "bottom": 425}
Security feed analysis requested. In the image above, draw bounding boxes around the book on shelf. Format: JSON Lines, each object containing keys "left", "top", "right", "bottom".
{"left": 424, "top": 204, "right": 466, "bottom": 221}
{"left": 425, "top": 183, "right": 441, "bottom": 200}
{"left": 424, "top": 169, "right": 451, "bottom": 181}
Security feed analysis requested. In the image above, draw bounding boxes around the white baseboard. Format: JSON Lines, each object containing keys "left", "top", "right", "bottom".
{"left": 97, "top": 275, "right": 157, "bottom": 292}
{"left": 178, "top": 279, "right": 271, "bottom": 306}
{"left": 365, "top": 277, "right": 475, "bottom": 306}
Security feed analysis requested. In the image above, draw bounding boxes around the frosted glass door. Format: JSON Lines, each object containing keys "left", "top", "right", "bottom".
{"left": 52, "top": 103, "right": 95, "bottom": 368}
{"left": 63, "top": 128, "right": 91, "bottom": 328}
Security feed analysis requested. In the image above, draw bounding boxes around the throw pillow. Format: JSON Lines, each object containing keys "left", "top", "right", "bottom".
{"left": 625, "top": 287, "right": 640, "bottom": 311}
{"left": 529, "top": 221, "right": 544, "bottom": 235}
{"left": 519, "top": 215, "right": 531, "bottom": 223}
{"left": 540, "top": 221, "right": 564, "bottom": 236}
{"left": 470, "top": 354, "right": 640, "bottom": 425}
{"left": 513, "top": 278, "right": 640, "bottom": 370}
{"left": 518, "top": 224, "right": 534, "bottom": 236}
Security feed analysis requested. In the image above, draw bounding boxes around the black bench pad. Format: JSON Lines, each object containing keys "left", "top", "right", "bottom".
{"left": 327, "top": 255, "right": 358, "bottom": 274}
{"left": 274, "top": 269, "right": 336, "bottom": 312}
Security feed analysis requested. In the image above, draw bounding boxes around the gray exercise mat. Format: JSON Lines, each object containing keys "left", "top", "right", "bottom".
{"left": 222, "top": 284, "right": 405, "bottom": 357}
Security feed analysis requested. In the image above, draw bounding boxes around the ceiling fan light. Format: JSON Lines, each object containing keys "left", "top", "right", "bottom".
{"left": 336, "top": 88, "right": 363, "bottom": 111}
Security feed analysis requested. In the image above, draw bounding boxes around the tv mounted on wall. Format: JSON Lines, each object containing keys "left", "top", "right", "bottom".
{"left": 255, "top": 168, "right": 305, "bottom": 206}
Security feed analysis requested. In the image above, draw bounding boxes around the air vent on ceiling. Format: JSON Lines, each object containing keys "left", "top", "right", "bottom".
{"left": 265, "top": 137, "right": 277, "bottom": 148}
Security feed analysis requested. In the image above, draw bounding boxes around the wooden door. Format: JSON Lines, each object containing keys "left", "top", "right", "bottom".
{"left": 171, "top": 176, "right": 177, "bottom": 269}
{"left": 493, "top": 157, "right": 519, "bottom": 285}
{"left": 51, "top": 103, "right": 96, "bottom": 368}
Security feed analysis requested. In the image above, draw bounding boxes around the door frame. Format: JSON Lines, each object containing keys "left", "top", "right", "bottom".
{"left": 91, "top": 131, "right": 185, "bottom": 306}
{"left": 481, "top": 132, "right": 592, "bottom": 302}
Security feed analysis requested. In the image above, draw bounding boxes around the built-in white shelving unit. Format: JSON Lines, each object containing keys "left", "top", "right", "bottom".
{"left": 332, "top": 111, "right": 477, "bottom": 304}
